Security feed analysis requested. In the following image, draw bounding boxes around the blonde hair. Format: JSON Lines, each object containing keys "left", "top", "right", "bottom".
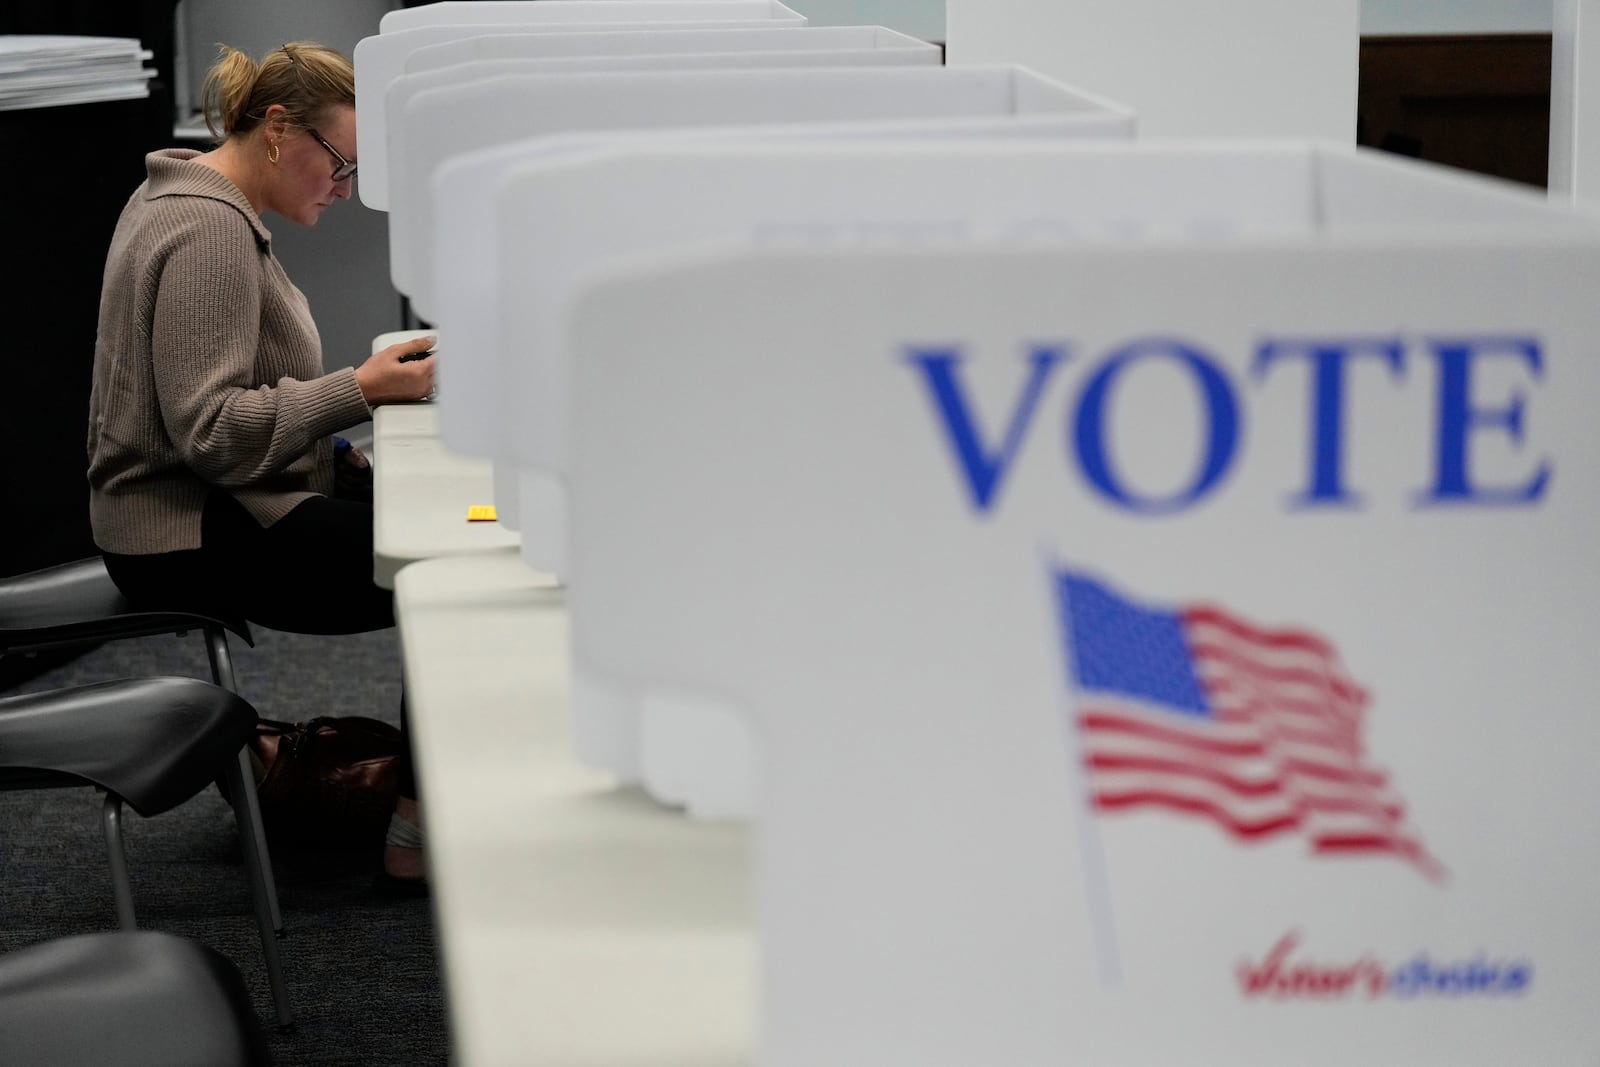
{"left": 200, "top": 41, "right": 355, "bottom": 141}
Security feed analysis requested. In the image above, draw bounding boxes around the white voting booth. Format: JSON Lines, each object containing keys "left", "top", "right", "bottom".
{"left": 353, "top": 1, "right": 807, "bottom": 209}
{"left": 403, "top": 23, "right": 936, "bottom": 74}
{"left": 561, "top": 143, "right": 1600, "bottom": 1065}
{"left": 415, "top": 65, "right": 1133, "bottom": 529}
{"left": 411, "top": 65, "right": 1129, "bottom": 322}
{"left": 380, "top": 0, "right": 802, "bottom": 33}
{"left": 384, "top": 30, "right": 944, "bottom": 300}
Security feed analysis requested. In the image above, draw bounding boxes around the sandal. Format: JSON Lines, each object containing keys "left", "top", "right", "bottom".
{"left": 373, "top": 812, "right": 428, "bottom": 898}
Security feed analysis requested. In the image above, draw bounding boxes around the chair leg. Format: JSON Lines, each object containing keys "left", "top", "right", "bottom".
{"left": 225, "top": 752, "right": 295, "bottom": 1029}
{"left": 202, "top": 625, "right": 241, "bottom": 692}
{"left": 100, "top": 794, "right": 137, "bottom": 931}
{"left": 205, "top": 626, "right": 286, "bottom": 937}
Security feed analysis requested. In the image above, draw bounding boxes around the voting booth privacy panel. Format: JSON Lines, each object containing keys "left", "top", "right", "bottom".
{"left": 414, "top": 64, "right": 1131, "bottom": 322}
{"left": 546, "top": 141, "right": 1589, "bottom": 815}
{"left": 563, "top": 144, "right": 1600, "bottom": 1065}
{"left": 418, "top": 67, "right": 1134, "bottom": 546}
{"left": 403, "top": 23, "right": 935, "bottom": 74}
{"left": 492, "top": 141, "right": 1317, "bottom": 798}
{"left": 383, "top": 32, "right": 945, "bottom": 300}
{"left": 379, "top": 0, "right": 804, "bottom": 33}
{"left": 353, "top": 0, "right": 808, "bottom": 209}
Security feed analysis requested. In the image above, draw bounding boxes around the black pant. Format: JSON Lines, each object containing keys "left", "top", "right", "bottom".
{"left": 103, "top": 489, "right": 416, "bottom": 799}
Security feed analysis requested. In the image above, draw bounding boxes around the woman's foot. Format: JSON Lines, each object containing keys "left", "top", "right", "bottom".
{"left": 375, "top": 796, "right": 427, "bottom": 897}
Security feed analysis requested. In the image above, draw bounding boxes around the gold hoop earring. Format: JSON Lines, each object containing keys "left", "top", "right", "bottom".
{"left": 268, "top": 142, "right": 280, "bottom": 165}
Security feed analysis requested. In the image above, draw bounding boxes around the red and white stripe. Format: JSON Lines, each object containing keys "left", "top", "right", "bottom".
{"left": 1079, "top": 604, "right": 1443, "bottom": 881}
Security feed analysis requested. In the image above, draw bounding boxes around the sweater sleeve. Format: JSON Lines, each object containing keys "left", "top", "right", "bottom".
{"left": 148, "top": 208, "right": 370, "bottom": 487}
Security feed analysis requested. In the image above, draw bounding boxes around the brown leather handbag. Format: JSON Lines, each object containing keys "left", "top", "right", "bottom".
{"left": 248, "top": 716, "right": 401, "bottom": 852}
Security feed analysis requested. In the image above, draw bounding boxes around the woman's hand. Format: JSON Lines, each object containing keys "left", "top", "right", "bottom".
{"left": 355, "top": 334, "right": 437, "bottom": 405}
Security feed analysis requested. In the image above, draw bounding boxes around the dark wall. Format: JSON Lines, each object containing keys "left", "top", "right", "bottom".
{"left": 0, "top": 1, "right": 178, "bottom": 579}
{"left": 1359, "top": 33, "right": 1553, "bottom": 188}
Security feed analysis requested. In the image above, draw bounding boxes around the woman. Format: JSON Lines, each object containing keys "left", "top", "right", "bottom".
{"left": 87, "top": 42, "right": 434, "bottom": 893}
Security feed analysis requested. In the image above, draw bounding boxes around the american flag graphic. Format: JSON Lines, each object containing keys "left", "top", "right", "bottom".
{"left": 1054, "top": 570, "right": 1443, "bottom": 882}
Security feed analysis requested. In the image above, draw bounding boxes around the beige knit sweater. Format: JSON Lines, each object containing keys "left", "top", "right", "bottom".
{"left": 88, "top": 149, "right": 372, "bottom": 554}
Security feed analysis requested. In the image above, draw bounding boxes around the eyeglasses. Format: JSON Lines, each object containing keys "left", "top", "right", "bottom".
{"left": 306, "top": 128, "right": 357, "bottom": 182}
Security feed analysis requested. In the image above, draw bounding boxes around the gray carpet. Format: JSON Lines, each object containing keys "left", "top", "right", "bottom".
{"left": 0, "top": 626, "right": 449, "bottom": 1065}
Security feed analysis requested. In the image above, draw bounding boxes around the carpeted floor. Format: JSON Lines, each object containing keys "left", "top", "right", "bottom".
{"left": 0, "top": 625, "right": 449, "bottom": 1065}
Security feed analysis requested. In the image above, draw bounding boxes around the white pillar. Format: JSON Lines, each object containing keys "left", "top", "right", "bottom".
{"left": 1550, "top": 0, "right": 1600, "bottom": 201}
{"left": 1359, "top": 0, "right": 1551, "bottom": 35}
{"left": 945, "top": 0, "right": 1359, "bottom": 140}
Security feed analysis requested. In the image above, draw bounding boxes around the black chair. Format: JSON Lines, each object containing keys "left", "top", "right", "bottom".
{"left": 0, "top": 676, "right": 291, "bottom": 1026}
{"left": 0, "top": 557, "right": 283, "bottom": 933}
{"left": 0, "top": 930, "right": 273, "bottom": 1067}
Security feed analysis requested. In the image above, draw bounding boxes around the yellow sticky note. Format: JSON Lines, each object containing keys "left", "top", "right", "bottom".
{"left": 466, "top": 505, "right": 498, "bottom": 522}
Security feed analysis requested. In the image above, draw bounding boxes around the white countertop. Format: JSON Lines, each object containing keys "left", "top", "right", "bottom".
{"left": 394, "top": 553, "right": 756, "bottom": 1067}
{"left": 372, "top": 403, "right": 521, "bottom": 588}
{"left": 370, "top": 329, "right": 521, "bottom": 588}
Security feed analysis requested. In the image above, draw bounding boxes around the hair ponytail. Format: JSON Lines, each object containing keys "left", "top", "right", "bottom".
{"left": 200, "top": 41, "right": 355, "bottom": 142}
{"left": 199, "top": 45, "right": 259, "bottom": 140}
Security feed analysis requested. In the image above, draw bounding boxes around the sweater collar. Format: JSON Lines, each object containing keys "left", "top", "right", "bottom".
{"left": 144, "top": 148, "right": 274, "bottom": 247}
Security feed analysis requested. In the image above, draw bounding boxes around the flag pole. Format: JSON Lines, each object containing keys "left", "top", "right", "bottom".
{"left": 1045, "top": 551, "right": 1123, "bottom": 988}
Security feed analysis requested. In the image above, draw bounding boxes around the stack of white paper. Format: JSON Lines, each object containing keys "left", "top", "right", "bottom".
{"left": 0, "top": 36, "right": 157, "bottom": 111}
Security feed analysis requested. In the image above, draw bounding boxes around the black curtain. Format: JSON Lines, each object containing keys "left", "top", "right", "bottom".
{"left": 0, "top": 0, "right": 178, "bottom": 581}
{"left": 0, "top": 2, "right": 178, "bottom": 688}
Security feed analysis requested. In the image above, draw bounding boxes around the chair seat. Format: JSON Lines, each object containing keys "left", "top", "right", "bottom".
{"left": 0, "top": 677, "right": 258, "bottom": 817}
{"left": 0, "top": 560, "right": 292, "bottom": 1025}
{"left": 0, "top": 557, "right": 251, "bottom": 654}
{"left": 0, "top": 931, "right": 272, "bottom": 1067}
